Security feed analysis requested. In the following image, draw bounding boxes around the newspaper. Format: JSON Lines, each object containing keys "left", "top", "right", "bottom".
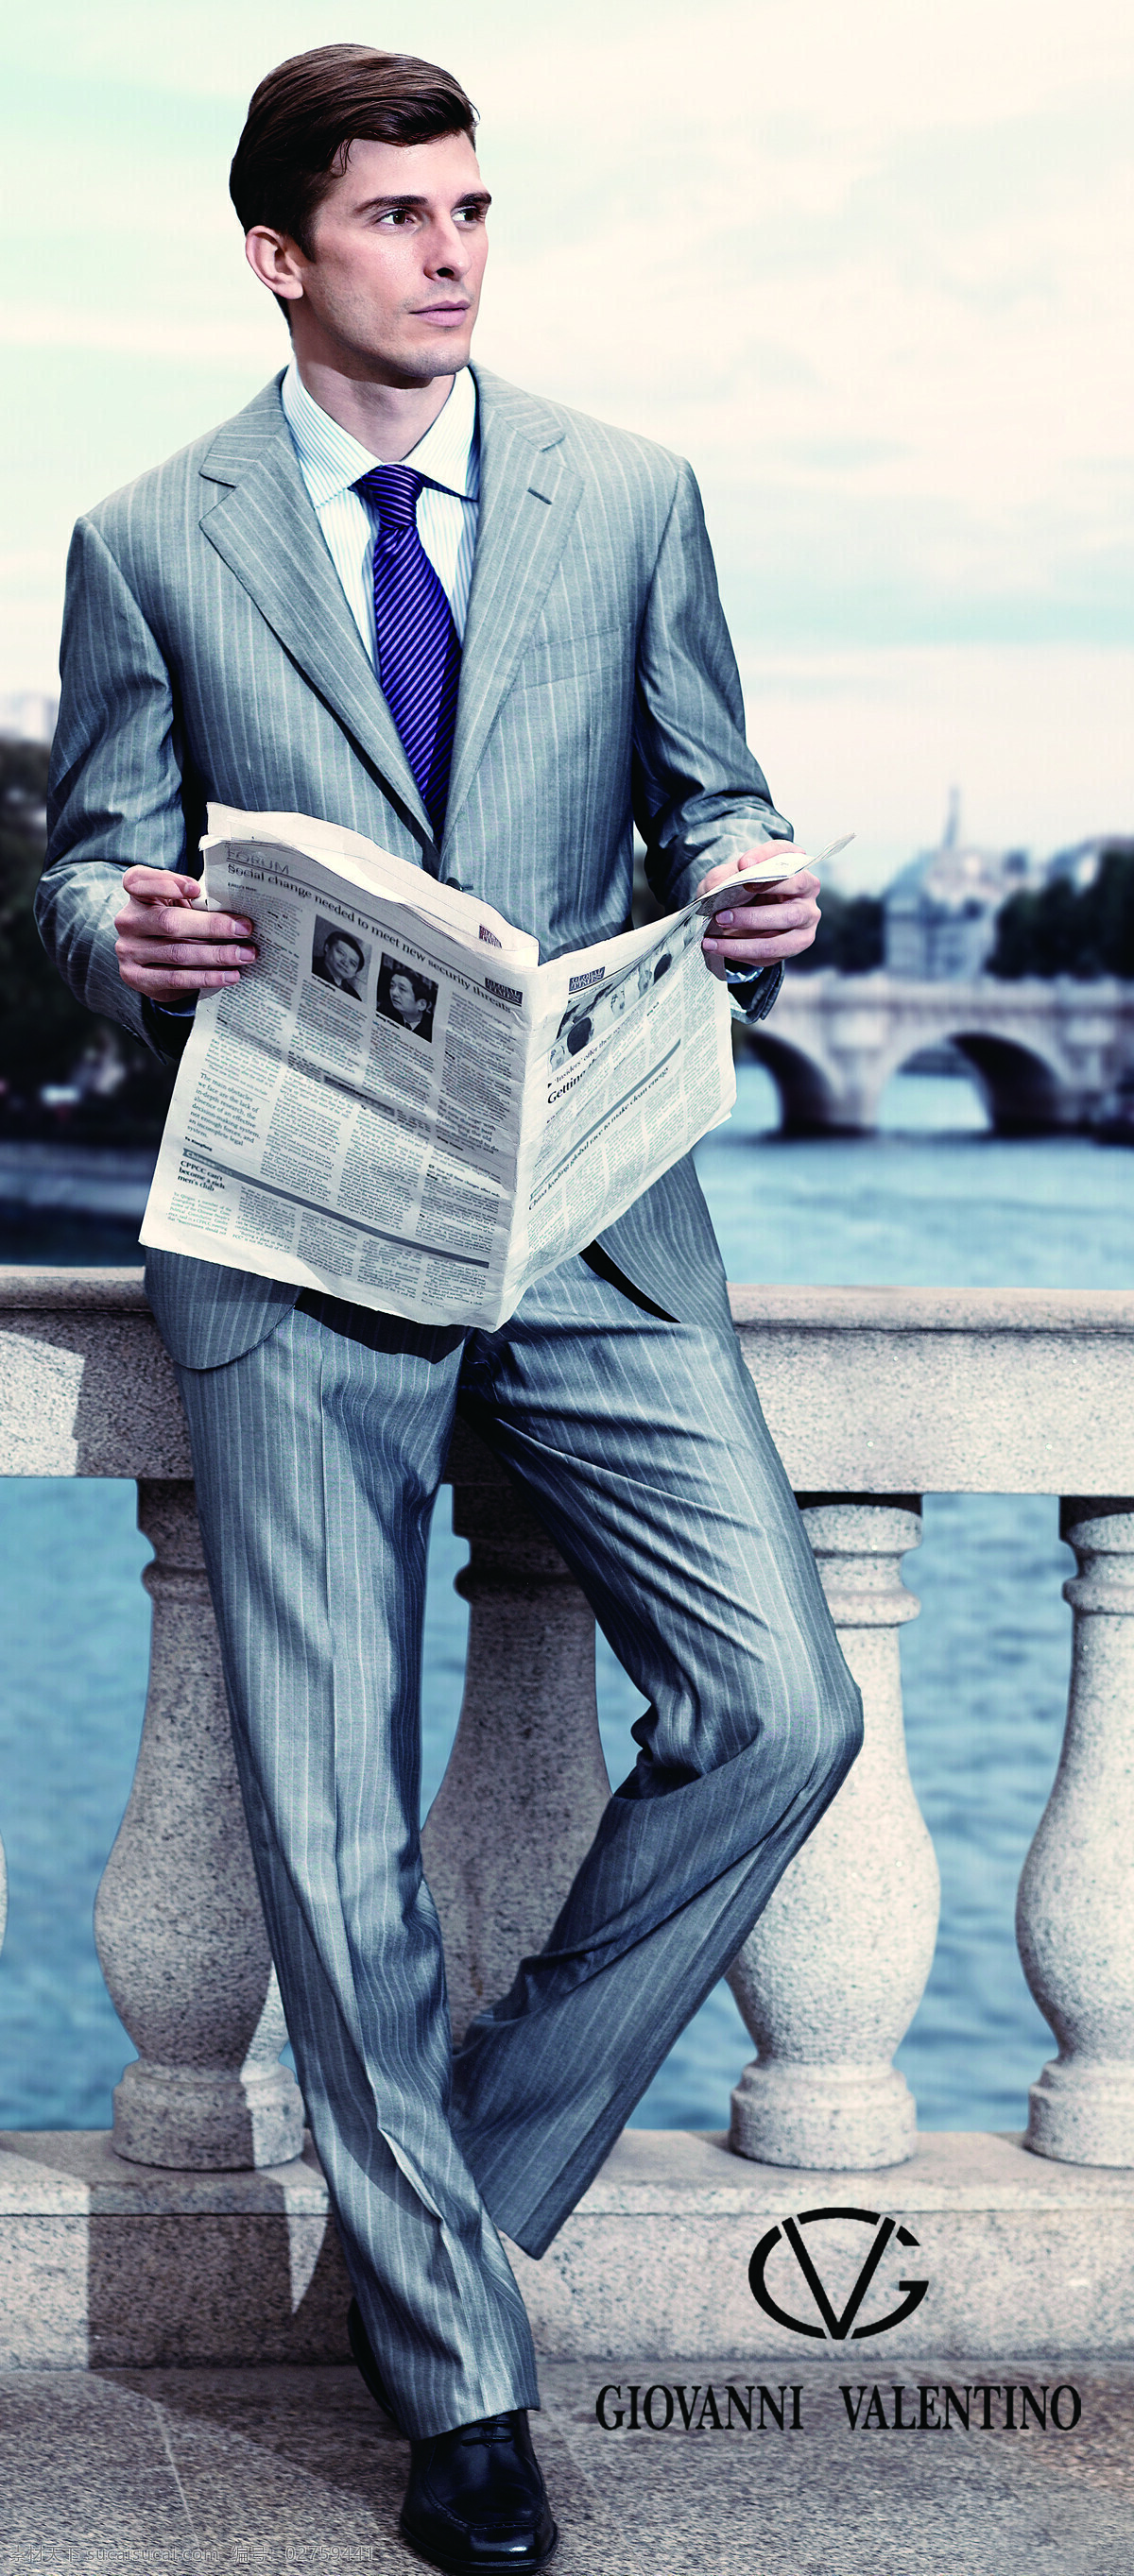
{"left": 140, "top": 806, "right": 765, "bottom": 1330}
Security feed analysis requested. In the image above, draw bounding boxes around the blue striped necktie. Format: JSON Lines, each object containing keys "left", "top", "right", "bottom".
{"left": 354, "top": 463, "right": 461, "bottom": 844}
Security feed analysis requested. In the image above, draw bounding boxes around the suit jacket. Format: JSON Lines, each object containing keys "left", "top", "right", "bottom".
{"left": 38, "top": 366, "right": 792, "bottom": 1367}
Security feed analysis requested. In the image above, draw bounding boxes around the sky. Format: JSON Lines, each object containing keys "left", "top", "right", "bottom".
{"left": 2, "top": 0, "right": 1131, "bottom": 887}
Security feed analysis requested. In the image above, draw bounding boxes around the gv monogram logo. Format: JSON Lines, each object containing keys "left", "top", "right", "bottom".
{"left": 748, "top": 2207, "right": 930, "bottom": 2341}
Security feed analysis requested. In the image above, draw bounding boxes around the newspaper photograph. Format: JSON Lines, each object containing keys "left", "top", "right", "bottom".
{"left": 140, "top": 807, "right": 740, "bottom": 1329}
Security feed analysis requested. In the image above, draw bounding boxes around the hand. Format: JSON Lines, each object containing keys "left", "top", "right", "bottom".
{"left": 696, "top": 852, "right": 820, "bottom": 981}
{"left": 114, "top": 869, "right": 259, "bottom": 999}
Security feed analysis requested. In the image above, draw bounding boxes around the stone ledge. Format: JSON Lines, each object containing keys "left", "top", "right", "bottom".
{"left": 0, "top": 1265, "right": 152, "bottom": 1310}
{"left": 4, "top": 2128, "right": 1134, "bottom": 2369}
{"left": 0, "top": 2128, "right": 332, "bottom": 2214}
{"left": 574, "top": 2125, "right": 1134, "bottom": 2212}
{"left": 5, "top": 1267, "right": 1134, "bottom": 1331}
{"left": 10, "top": 2124, "right": 1127, "bottom": 2218}
{"left": 0, "top": 2128, "right": 351, "bottom": 2372}
{"left": 729, "top": 1283, "right": 1134, "bottom": 1336}
{"left": 512, "top": 2130, "right": 1134, "bottom": 2363}
{"left": 6, "top": 1271, "right": 1134, "bottom": 1489}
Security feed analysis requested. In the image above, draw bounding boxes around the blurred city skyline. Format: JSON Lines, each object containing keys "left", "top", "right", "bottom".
{"left": 3, "top": 0, "right": 1131, "bottom": 889}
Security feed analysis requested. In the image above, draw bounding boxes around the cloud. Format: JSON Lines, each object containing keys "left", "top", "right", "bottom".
{"left": 740, "top": 645, "right": 1134, "bottom": 886}
{"left": 3, "top": 0, "right": 1130, "bottom": 858}
{"left": 6, "top": 0, "right": 1130, "bottom": 120}
{"left": 0, "top": 302, "right": 280, "bottom": 363}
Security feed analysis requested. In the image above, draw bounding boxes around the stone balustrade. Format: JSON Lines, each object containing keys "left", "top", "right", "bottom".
{"left": 2, "top": 1271, "right": 1134, "bottom": 2364}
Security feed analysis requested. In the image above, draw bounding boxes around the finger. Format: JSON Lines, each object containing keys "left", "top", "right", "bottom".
{"left": 148, "top": 909, "right": 257, "bottom": 945}
{"left": 120, "top": 867, "right": 206, "bottom": 904}
{"left": 117, "top": 961, "right": 245, "bottom": 995}
{"left": 114, "top": 903, "right": 258, "bottom": 947}
{"left": 750, "top": 868, "right": 820, "bottom": 900}
{"left": 703, "top": 904, "right": 819, "bottom": 946}
{"left": 705, "top": 872, "right": 819, "bottom": 916}
{"left": 116, "top": 877, "right": 256, "bottom": 937}
{"left": 704, "top": 915, "right": 818, "bottom": 954}
{"left": 705, "top": 897, "right": 817, "bottom": 935}
{"left": 116, "top": 938, "right": 259, "bottom": 971}
{"left": 143, "top": 908, "right": 256, "bottom": 943}
{"left": 702, "top": 928, "right": 818, "bottom": 963}
{"left": 695, "top": 849, "right": 811, "bottom": 897}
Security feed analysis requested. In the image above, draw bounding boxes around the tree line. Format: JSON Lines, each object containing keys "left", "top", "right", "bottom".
{"left": 793, "top": 845, "right": 1134, "bottom": 978}
{"left": 986, "top": 845, "right": 1134, "bottom": 980}
{"left": 0, "top": 737, "right": 174, "bottom": 1137}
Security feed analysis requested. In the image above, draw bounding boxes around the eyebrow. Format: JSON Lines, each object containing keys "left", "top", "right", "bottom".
{"left": 352, "top": 190, "right": 492, "bottom": 218}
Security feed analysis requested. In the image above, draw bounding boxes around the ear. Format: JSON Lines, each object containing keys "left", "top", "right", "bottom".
{"left": 245, "top": 226, "right": 305, "bottom": 308}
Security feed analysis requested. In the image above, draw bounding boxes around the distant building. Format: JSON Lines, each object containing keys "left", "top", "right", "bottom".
{"left": 0, "top": 691, "right": 58, "bottom": 744}
{"left": 884, "top": 794, "right": 1032, "bottom": 980}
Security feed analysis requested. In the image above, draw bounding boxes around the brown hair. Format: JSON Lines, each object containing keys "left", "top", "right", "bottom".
{"left": 230, "top": 43, "right": 478, "bottom": 252}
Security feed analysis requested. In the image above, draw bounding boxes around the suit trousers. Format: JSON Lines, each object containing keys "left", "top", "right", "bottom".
{"left": 174, "top": 1254, "right": 864, "bottom": 2438}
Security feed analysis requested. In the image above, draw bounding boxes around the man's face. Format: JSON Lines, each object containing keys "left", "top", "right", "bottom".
{"left": 272, "top": 132, "right": 490, "bottom": 386}
{"left": 389, "top": 971, "right": 421, "bottom": 1019}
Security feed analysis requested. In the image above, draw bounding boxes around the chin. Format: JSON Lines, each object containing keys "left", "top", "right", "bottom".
{"left": 404, "top": 335, "right": 472, "bottom": 378}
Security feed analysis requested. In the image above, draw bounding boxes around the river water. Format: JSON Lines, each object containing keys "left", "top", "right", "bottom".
{"left": 0, "top": 1066, "right": 1130, "bottom": 2140}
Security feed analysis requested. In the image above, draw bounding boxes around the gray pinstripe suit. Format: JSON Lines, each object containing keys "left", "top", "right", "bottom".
{"left": 39, "top": 367, "right": 863, "bottom": 2437}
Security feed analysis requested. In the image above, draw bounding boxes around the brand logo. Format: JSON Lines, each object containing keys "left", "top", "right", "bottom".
{"left": 484, "top": 977, "right": 523, "bottom": 1005}
{"left": 748, "top": 2207, "right": 930, "bottom": 2342}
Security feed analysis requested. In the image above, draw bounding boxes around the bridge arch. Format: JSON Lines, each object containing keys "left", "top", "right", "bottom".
{"left": 744, "top": 1031, "right": 847, "bottom": 1134}
{"left": 872, "top": 1031, "right": 1069, "bottom": 1134}
{"left": 946, "top": 1032, "right": 1070, "bottom": 1134}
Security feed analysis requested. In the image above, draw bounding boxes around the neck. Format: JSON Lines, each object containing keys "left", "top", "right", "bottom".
{"left": 292, "top": 353, "right": 457, "bottom": 462}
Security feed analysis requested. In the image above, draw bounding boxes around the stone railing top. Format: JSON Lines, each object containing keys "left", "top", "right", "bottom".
{"left": 2, "top": 1269, "right": 1133, "bottom": 1493}
{"left": 4, "top": 1267, "right": 1134, "bottom": 1334}
{"left": 0, "top": 1267, "right": 152, "bottom": 1311}
{"left": 728, "top": 1283, "right": 1134, "bottom": 1335}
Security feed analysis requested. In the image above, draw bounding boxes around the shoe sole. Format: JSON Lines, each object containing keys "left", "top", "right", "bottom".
{"left": 398, "top": 2516, "right": 558, "bottom": 2575}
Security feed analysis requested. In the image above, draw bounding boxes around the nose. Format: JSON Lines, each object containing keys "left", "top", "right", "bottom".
{"left": 425, "top": 214, "right": 472, "bottom": 281}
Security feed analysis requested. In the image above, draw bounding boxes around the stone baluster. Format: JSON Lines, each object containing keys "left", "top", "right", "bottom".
{"left": 728, "top": 1498, "right": 939, "bottom": 2169}
{"left": 94, "top": 1479, "right": 304, "bottom": 2170}
{"left": 423, "top": 1424, "right": 610, "bottom": 2045}
{"left": 1019, "top": 1497, "right": 1134, "bottom": 2165}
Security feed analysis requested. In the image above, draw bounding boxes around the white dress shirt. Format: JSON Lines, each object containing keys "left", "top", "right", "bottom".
{"left": 281, "top": 361, "right": 479, "bottom": 652}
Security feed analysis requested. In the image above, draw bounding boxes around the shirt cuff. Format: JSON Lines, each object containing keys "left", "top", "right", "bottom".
{"left": 722, "top": 961, "right": 784, "bottom": 1021}
{"left": 141, "top": 996, "right": 198, "bottom": 1062}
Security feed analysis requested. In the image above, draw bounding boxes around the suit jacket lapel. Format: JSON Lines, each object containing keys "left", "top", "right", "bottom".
{"left": 442, "top": 367, "right": 582, "bottom": 846}
{"left": 198, "top": 380, "right": 435, "bottom": 846}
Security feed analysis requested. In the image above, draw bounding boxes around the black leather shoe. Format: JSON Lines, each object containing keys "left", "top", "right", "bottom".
{"left": 348, "top": 2301, "right": 557, "bottom": 2571}
{"left": 400, "top": 2408, "right": 558, "bottom": 2573}
{"left": 347, "top": 2296, "right": 401, "bottom": 2428}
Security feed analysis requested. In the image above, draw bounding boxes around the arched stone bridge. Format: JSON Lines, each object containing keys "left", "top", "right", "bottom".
{"left": 746, "top": 972, "right": 1134, "bottom": 1133}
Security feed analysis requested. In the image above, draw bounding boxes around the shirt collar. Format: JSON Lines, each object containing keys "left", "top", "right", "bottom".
{"left": 282, "top": 361, "right": 478, "bottom": 505}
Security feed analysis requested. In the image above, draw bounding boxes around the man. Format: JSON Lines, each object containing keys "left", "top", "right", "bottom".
{"left": 381, "top": 960, "right": 435, "bottom": 1037}
{"left": 38, "top": 45, "right": 863, "bottom": 2574}
{"left": 313, "top": 924, "right": 368, "bottom": 995}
